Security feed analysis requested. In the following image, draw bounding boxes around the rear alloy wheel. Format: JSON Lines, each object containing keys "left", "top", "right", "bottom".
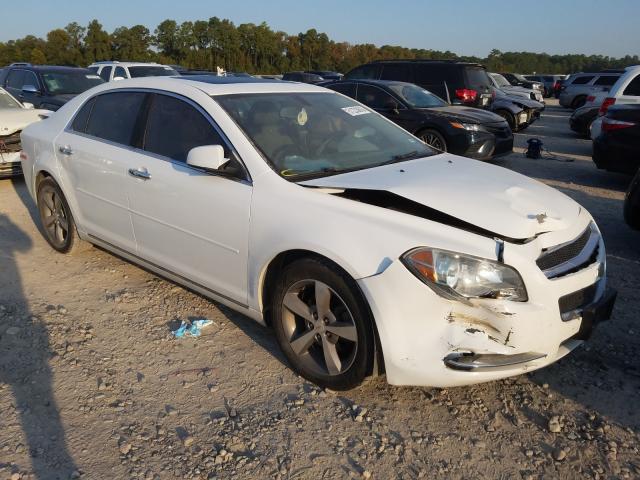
{"left": 272, "top": 258, "right": 374, "bottom": 390}
{"left": 37, "top": 178, "right": 82, "bottom": 254}
{"left": 418, "top": 129, "right": 447, "bottom": 152}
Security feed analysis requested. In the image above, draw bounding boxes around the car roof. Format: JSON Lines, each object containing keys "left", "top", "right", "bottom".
{"left": 81, "top": 76, "right": 329, "bottom": 97}
{"left": 369, "top": 59, "right": 485, "bottom": 68}
{"left": 89, "top": 62, "right": 168, "bottom": 67}
{"left": 8, "top": 65, "right": 94, "bottom": 73}
{"left": 327, "top": 78, "right": 414, "bottom": 89}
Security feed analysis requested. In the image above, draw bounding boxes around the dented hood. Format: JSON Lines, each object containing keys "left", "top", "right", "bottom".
{"left": 0, "top": 108, "right": 48, "bottom": 136}
{"left": 300, "top": 154, "right": 581, "bottom": 241}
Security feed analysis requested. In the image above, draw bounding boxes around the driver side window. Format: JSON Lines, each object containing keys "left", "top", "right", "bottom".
{"left": 143, "top": 94, "right": 229, "bottom": 163}
{"left": 356, "top": 85, "right": 400, "bottom": 110}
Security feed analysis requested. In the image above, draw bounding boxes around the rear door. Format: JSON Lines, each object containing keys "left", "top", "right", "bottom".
{"left": 55, "top": 91, "right": 147, "bottom": 251}
{"left": 127, "top": 92, "right": 252, "bottom": 304}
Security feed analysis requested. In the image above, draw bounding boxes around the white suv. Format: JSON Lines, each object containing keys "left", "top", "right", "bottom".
{"left": 590, "top": 65, "right": 640, "bottom": 140}
{"left": 87, "top": 62, "right": 178, "bottom": 82}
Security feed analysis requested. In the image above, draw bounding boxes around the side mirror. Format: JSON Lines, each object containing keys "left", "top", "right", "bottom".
{"left": 22, "top": 102, "right": 34, "bottom": 109}
{"left": 113, "top": 76, "right": 125, "bottom": 82}
{"left": 22, "top": 85, "right": 40, "bottom": 95}
{"left": 186, "top": 145, "right": 229, "bottom": 171}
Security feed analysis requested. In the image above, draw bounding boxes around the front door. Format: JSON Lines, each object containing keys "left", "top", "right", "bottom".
{"left": 127, "top": 93, "right": 252, "bottom": 304}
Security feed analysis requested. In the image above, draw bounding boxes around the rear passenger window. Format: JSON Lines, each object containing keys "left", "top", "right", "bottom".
{"left": 143, "top": 94, "right": 224, "bottom": 162}
{"left": 572, "top": 76, "right": 594, "bottom": 85}
{"left": 70, "top": 97, "right": 95, "bottom": 133}
{"left": 623, "top": 75, "right": 640, "bottom": 96}
{"left": 99, "top": 66, "right": 112, "bottom": 81}
{"left": 345, "top": 65, "right": 379, "bottom": 80}
{"left": 329, "top": 82, "right": 357, "bottom": 98}
{"left": 594, "top": 76, "right": 619, "bottom": 86}
{"left": 380, "top": 64, "right": 412, "bottom": 82}
{"left": 85, "top": 92, "right": 146, "bottom": 145}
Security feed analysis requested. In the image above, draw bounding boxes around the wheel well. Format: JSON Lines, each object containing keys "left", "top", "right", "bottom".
{"left": 260, "top": 250, "right": 385, "bottom": 375}
{"left": 35, "top": 170, "right": 52, "bottom": 191}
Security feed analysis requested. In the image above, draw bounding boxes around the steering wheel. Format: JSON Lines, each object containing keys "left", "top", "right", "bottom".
{"left": 316, "top": 131, "right": 347, "bottom": 156}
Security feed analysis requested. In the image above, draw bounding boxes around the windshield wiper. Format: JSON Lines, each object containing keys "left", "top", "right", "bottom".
{"left": 391, "top": 150, "right": 419, "bottom": 161}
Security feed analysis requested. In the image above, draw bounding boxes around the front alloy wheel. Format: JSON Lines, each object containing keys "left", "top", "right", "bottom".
{"left": 272, "top": 258, "right": 374, "bottom": 390}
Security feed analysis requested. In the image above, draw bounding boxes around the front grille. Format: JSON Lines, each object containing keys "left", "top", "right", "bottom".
{"left": 0, "top": 131, "right": 22, "bottom": 153}
{"left": 559, "top": 283, "right": 598, "bottom": 317}
{"left": 537, "top": 226, "right": 591, "bottom": 271}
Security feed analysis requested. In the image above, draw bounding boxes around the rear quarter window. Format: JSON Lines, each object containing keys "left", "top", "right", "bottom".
{"left": 594, "top": 76, "right": 619, "bottom": 86}
{"left": 623, "top": 75, "right": 640, "bottom": 96}
{"left": 571, "top": 76, "right": 594, "bottom": 85}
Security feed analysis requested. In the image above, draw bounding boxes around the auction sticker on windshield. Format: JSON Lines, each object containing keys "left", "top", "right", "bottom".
{"left": 342, "top": 106, "right": 370, "bottom": 116}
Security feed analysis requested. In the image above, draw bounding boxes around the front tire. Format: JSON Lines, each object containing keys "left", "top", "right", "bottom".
{"left": 37, "top": 178, "right": 83, "bottom": 254}
{"left": 418, "top": 129, "right": 447, "bottom": 152}
{"left": 272, "top": 258, "right": 374, "bottom": 390}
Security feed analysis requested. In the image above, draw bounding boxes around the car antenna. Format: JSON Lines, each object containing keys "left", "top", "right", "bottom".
{"left": 444, "top": 81, "right": 451, "bottom": 104}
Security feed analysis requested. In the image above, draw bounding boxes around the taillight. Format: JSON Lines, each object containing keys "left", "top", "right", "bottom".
{"left": 599, "top": 97, "right": 616, "bottom": 116}
{"left": 602, "top": 118, "right": 635, "bottom": 132}
{"left": 553, "top": 81, "right": 561, "bottom": 90}
{"left": 455, "top": 88, "right": 478, "bottom": 103}
{"left": 586, "top": 95, "right": 596, "bottom": 103}
{"left": 19, "top": 151, "right": 27, "bottom": 161}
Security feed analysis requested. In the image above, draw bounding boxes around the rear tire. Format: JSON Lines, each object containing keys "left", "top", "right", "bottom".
{"left": 572, "top": 95, "right": 587, "bottom": 109}
{"left": 37, "top": 178, "right": 85, "bottom": 254}
{"left": 417, "top": 129, "right": 447, "bottom": 152}
{"left": 271, "top": 258, "right": 374, "bottom": 390}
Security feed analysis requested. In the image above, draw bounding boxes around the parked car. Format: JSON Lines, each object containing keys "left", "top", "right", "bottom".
{"left": 282, "top": 72, "right": 324, "bottom": 84}
{"left": 306, "top": 70, "right": 343, "bottom": 80}
{"left": 489, "top": 73, "right": 544, "bottom": 102}
{"left": 591, "top": 65, "right": 640, "bottom": 141}
{"left": 491, "top": 88, "right": 544, "bottom": 131}
{"left": 20, "top": 76, "right": 615, "bottom": 389}
{"left": 623, "top": 168, "right": 640, "bottom": 229}
{"left": 525, "top": 75, "right": 566, "bottom": 97}
{"left": 345, "top": 60, "right": 495, "bottom": 109}
{"left": 559, "top": 72, "right": 622, "bottom": 109}
{"left": 592, "top": 104, "right": 640, "bottom": 174}
{"left": 88, "top": 61, "right": 179, "bottom": 81}
{"left": 324, "top": 79, "right": 513, "bottom": 159}
{"left": 500, "top": 73, "right": 544, "bottom": 93}
{"left": 0, "top": 87, "right": 50, "bottom": 178}
{"left": 0, "top": 65, "right": 104, "bottom": 111}
{"left": 569, "top": 104, "right": 600, "bottom": 137}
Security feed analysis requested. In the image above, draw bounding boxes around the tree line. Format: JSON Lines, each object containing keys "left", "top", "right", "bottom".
{"left": 1, "top": 18, "right": 638, "bottom": 75}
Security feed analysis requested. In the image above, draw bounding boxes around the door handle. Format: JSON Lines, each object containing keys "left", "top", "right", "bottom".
{"left": 128, "top": 167, "right": 151, "bottom": 180}
{"left": 58, "top": 145, "right": 73, "bottom": 156}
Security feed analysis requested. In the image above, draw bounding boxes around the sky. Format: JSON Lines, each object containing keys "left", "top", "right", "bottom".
{"left": 2, "top": 0, "right": 639, "bottom": 58}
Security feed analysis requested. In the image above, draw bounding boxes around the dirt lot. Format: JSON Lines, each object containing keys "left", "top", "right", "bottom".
{"left": 1, "top": 100, "right": 640, "bottom": 480}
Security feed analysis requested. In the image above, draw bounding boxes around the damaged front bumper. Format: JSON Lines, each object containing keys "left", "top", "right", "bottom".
{"left": 0, "top": 151, "right": 22, "bottom": 178}
{"left": 357, "top": 216, "right": 614, "bottom": 387}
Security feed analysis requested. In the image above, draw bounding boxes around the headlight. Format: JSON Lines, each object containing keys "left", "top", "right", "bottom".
{"left": 401, "top": 247, "right": 528, "bottom": 302}
{"left": 450, "top": 122, "right": 485, "bottom": 132}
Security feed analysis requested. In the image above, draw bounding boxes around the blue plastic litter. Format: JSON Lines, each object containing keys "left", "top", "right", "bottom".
{"left": 172, "top": 319, "right": 213, "bottom": 338}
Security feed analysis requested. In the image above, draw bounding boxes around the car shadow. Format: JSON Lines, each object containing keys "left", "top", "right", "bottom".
{"left": 0, "top": 211, "right": 78, "bottom": 479}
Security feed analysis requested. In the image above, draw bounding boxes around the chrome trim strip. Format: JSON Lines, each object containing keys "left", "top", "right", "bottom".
{"left": 540, "top": 223, "right": 599, "bottom": 279}
{"left": 444, "top": 352, "right": 547, "bottom": 372}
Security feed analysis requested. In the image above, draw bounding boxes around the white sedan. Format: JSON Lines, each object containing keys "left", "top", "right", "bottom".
{"left": 20, "top": 77, "right": 616, "bottom": 390}
{"left": 0, "top": 87, "right": 50, "bottom": 178}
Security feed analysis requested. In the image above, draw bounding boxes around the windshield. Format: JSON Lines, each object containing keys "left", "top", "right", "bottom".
{"left": 42, "top": 71, "right": 104, "bottom": 95}
{"left": 491, "top": 74, "right": 510, "bottom": 87}
{"left": 216, "top": 92, "right": 435, "bottom": 179}
{"left": 128, "top": 66, "right": 178, "bottom": 78}
{"left": 388, "top": 84, "right": 447, "bottom": 108}
{"left": 0, "top": 88, "right": 22, "bottom": 109}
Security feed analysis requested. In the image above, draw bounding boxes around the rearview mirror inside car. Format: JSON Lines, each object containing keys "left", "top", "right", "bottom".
{"left": 187, "top": 145, "right": 229, "bottom": 171}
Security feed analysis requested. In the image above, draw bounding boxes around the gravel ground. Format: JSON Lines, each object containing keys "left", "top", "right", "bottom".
{"left": 1, "top": 100, "right": 639, "bottom": 480}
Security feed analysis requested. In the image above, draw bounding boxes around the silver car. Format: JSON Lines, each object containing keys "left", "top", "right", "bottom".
{"left": 490, "top": 73, "right": 544, "bottom": 103}
{"left": 559, "top": 72, "right": 622, "bottom": 109}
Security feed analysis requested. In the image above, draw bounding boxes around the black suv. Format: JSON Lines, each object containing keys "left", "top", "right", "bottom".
{"left": 0, "top": 64, "right": 104, "bottom": 111}
{"left": 344, "top": 60, "right": 495, "bottom": 109}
